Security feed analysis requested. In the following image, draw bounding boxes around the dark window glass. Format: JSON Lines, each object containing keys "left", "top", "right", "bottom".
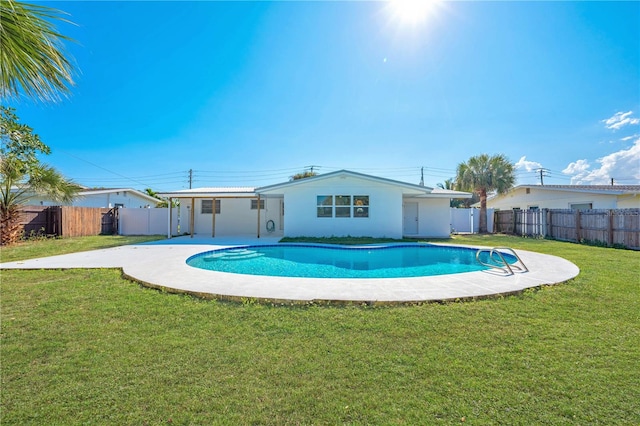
{"left": 317, "top": 207, "right": 333, "bottom": 217}
{"left": 251, "top": 199, "right": 265, "bottom": 210}
{"left": 335, "top": 207, "right": 351, "bottom": 217}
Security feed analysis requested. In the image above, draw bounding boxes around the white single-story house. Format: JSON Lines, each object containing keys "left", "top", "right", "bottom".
{"left": 25, "top": 188, "right": 160, "bottom": 209}
{"left": 157, "top": 170, "right": 471, "bottom": 239}
{"left": 481, "top": 185, "right": 640, "bottom": 210}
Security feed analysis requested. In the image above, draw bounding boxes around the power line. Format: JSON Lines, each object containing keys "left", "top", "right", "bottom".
{"left": 59, "top": 150, "right": 155, "bottom": 188}
{"left": 536, "top": 168, "right": 550, "bottom": 185}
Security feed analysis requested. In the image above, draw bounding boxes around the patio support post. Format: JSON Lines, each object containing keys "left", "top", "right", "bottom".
{"left": 212, "top": 197, "right": 216, "bottom": 238}
{"left": 168, "top": 197, "right": 173, "bottom": 239}
{"left": 257, "top": 194, "right": 261, "bottom": 238}
{"left": 190, "top": 197, "right": 195, "bottom": 238}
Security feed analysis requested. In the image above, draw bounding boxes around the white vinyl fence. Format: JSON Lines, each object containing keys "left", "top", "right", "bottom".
{"left": 450, "top": 208, "right": 494, "bottom": 234}
{"left": 118, "top": 207, "right": 178, "bottom": 236}
{"left": 119, "top": 207, "right": 490, "bottom": 237}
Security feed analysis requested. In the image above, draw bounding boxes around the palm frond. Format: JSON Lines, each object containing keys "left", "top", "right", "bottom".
{"left": 27, "top": 164, "right": 82, "bottom": 203}
{"left": 0, "top": 0, "right": 76, "bottom": 102}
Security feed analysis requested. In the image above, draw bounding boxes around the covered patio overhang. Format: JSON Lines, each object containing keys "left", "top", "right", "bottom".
{"left": 403, "top": 188, "right": 473, "bottom": 200}
{"left": 156, "top": 187, "right": 268, "bottom": 239}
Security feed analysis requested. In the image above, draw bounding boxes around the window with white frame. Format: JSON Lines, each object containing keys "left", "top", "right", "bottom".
{"left": 251, "top": 199, "right": 265, "bottom": 210}
{"left": 201, "top": 199, "right": 221, "bottom": 214}
{"left": 317, "top": 195, "right": 333, "bottom": 217}
{"left": 354, "top": 195, "right": 369, "bottom": 218}
{"left": 570, "top": 203, "right": 592, "bottom": 210}
{"left": 316, "top": 195, "right": 369, "bottom": 218}
{"left": 335, "top": 195, "right": 351, "bottom": 217}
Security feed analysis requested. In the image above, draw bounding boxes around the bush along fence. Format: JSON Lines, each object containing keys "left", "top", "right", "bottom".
{"left": 19, "top": 206, "right": 118, "bottom": 238}
{"left": 494, "top": 208, "right": 640, "bottom": 250}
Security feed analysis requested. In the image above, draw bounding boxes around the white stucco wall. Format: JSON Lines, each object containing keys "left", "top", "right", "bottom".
{"left": 487, "top": 187, "right": 632, "bottom": 210}
{"left": 181, "top": 197, "right": 282, "bottom": 236}
{"left": 27, "top": 191, "right": 154, "bottom": 208}
{"left": 617, "top": 195, "right": 640, "bottom": 209}
{"left": 280, "top": 176, "right": 404, "bottom": 238}
{"left": 413, "top": 198, "right": 451, "bottom": 237}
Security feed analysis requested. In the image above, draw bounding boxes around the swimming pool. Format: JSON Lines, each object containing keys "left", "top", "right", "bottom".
{"left": 186, "top": 244, "right": 517, "bottom": 279}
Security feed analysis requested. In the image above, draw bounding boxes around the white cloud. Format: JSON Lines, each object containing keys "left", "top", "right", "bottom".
{"left": 515, "top": 156, "right": 542, "bottom": 172}
{"left": 562, "top": 159, "right": 590, "bottom": 175}
{"left": 603, "top": 111, "right": 640, "bottom": 130}
{"left": 563, "top": 138, "right": 640, "bottom": 184}
{"left": 621, "top": 134, "right": 638, "bottom": 142}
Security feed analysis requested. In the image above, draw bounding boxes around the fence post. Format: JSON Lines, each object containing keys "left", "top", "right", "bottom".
{"left": 575, "top": 209, "right": 581, "bottom": 242}
{"left": 608, "top": 209, "right": 614, "bottom": 247}
{"left": 492, "top": 210, "right": 497, "bottom": 234}
{"left": 55, "top": 206, "right": 62, "bottom": 236}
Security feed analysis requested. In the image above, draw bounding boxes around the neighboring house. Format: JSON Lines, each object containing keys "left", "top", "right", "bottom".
{"left": 158, "top": 170, "right": 471, "bottom": 239}
{"left": 481, "top": 185, "right": 640, "bottom": 210}
{"left": 26, "top": 188, "right": 160, "bottom": 209}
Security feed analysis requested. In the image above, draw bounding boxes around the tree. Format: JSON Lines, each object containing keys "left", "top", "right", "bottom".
{"left": 290, "top": 170, "right": 318, "bottom": 181}
{"left": 1, "top": 107, "right": 81, "bottom": 245}
{"left": 455, "top": 154, "right": 515, "bottom": 233}
{"left": 0, "top": 0, "right": 75, "bottom": 102}
{"left": 144, "top": 188, "right": 176, "bottom": 208}
{"left": 437, "top": 178, "right": 464, "bottom": 208}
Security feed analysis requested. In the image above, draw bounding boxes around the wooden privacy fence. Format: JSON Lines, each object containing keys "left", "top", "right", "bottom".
{"left": 19, "top": 206, "right": 118, "bottom": 238}
{"left": 494, "top": 209, "right": 640, "bottom": 250}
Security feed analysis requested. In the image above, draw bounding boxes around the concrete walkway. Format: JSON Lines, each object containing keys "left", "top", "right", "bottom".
{"left": 1, "top": 236, "right": 580, "bottom": 304}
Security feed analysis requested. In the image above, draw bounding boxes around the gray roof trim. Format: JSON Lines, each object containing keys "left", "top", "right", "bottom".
{"left": 256, "top": 169, "right": 435, "bottom": 194}
{"left": 77, "top": 188, "right": 160, "bottom": 203}
{"left": 156, "top": 187, "right": 257, "bottom": 198}
{"left": 486, "top": 184, "right": 640, "bottom": 201}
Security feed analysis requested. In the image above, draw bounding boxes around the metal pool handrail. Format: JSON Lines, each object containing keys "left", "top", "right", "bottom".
{"left": 475, "top": 246, "right": 529, "bottom": 275}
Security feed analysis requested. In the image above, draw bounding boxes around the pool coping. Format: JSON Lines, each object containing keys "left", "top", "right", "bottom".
{"left": 0, "top": 236, "right": 580, "bottom": 304}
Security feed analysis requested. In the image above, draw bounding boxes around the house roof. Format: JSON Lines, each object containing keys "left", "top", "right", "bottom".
{"left": 427, "top": 188, "right": 474, "bottom": 199}
{"left": 518, "top": 185, "right": 640, "bottom": 194}
{"left": 80, "top": 188, "right": 160, "bottom": 202}
{"left": 14, "top": 187, "right": 161, "bottom": 204}
{"left": 157, "top": 187, "right": 257, "bottom": 198}
{"left": 486, "top": 184, "right": 640, "bottom": 200}
{"left": 257, "top": 169, "right": 471, "bottom": 197}
{"left": 474, "top": 184, "right": 640, "bottom": 207}
{"left": 157, "top": 170, "right": 473, "bottom": 199}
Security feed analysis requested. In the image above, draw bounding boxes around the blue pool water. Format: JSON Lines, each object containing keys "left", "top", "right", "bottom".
{"left": 186, "top": 244, "right": 516, "bottom": 279}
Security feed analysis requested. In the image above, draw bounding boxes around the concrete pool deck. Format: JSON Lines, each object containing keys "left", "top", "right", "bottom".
{"left": 0, "top": 235, "right": 580, "bottom": 304}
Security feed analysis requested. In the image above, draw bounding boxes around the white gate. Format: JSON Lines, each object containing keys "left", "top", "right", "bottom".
{"left": 450, "top": 208, "right": 494, "bottom": 233}
{"left": 118, "top": 208, "right": 178, "bottom": 236}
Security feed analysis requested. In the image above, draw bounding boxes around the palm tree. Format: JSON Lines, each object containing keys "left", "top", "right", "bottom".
{"left": 1, "top": 107, "right": 81, "bottom": 245}
{"left": 144, "top": 188, "right": 172, "bottom": 208}
{"left": 0, "top": 0, "right": 75, "bottom": 102}
{"left": 436, "top": 178, "right": 455, "bottom": 191}
{"left": 455, "top": 154, "right": 515, "bottom": 233}
{"left": 437, "top": 178, "right": 463, "bottom": 208}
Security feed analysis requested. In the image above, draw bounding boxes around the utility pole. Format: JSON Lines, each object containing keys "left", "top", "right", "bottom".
{"left": 188, "top": 169, "right": 193, "bottom": 189}
{"left": 419, "top": 167, "right": 424, "bottom": 186}
{"left": 537, "top": 168, "right": 549, "bottom": 185}
{"left": 611, "top": 178, "right": 614, "bottom": 186}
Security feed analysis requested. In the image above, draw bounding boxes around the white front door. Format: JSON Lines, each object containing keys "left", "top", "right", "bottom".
{"left": 279, "top": 199, "right": 284, "bottom": 231}
{"left": 403, "top": 202, "right": 419, "bottom": 235}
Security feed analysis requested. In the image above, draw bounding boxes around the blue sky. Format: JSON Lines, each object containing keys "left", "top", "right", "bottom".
{"left": 9, "top": 0, "right": 640, "bottom": 191}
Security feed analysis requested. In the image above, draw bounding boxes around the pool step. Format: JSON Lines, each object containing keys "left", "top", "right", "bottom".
{"left": 202, "top": 249, "right": 264, "bottom": 262}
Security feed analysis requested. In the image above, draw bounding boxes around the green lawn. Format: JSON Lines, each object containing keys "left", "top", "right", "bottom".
{"left": 0, "top": 235, "right": 165, "bottom": 263}
{"left": 1, "top": 235, "right": 639, "bottom": 424}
